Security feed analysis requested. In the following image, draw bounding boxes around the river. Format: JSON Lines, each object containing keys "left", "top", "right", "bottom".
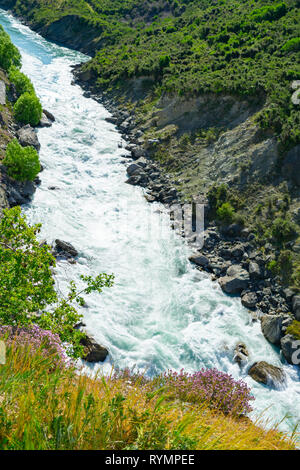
{"left": 1, "top": 8, "right": 299, "bottom": 436}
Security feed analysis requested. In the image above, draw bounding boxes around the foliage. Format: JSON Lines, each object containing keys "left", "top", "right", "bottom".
{"left": 0, "top": 345, "right": 295, "bottom": 450}
{"left": 286, "top": 320, "right": 300, "bottom": 340}
{"left": 271, "top": 217, "right": 297, "bottom": 244}
{"left": 0, "top": 24, "right": 21, "bottom": 71}
{"left": 0, "top": 324, "right": 68, "bottom": 364}
{"left": 14, "top": 92, "right": 42, "bottom": 126}
{"left": 3, "top": 138, "right": 40, "bottom": 181}
{"left": 8, "top": 66, "right": 35, "bottom": 96}
{"left": 0, "top": 207, "right": 114, "bottom": 357}
{"left": 217, "top": 202, "right": 236, "bottom": 225}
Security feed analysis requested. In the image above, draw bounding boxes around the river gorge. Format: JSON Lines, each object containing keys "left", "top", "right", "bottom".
{"left": 1, "top": 8, "right": 299, "bottom": 437}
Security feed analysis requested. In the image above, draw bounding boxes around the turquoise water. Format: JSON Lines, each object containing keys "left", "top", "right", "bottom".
{"left": 1, "top": 8, "right": 299, "bottom": 436}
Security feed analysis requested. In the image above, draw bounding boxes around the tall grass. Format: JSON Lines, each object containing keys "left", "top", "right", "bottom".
{"left": 0, "top": 344, "right": 296, "bottom": 450}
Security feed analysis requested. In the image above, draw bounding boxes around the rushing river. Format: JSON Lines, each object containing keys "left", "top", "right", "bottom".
{"left": 1, "top": 9, "right": 300, "bottom": 437}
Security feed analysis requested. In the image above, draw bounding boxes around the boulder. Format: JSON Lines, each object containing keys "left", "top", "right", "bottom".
{"left": 248, "top": 261, "right": 263, "bottom": 280}
{"left": 43, "top": 109, "right": 55, "bottom": 122}
{"left": 188, "top": 254, "right": 210, "bottom": 268}
{"left": 219, "top": 265, "right": 250, "bottom": 294}
{"left": 54, "top": 239, "right": 78, "bottom": 257}
{"left": 126, "top": 163, "right": 142, "bottom": 177}
{"left": 241, "top": 292, "right": 257, "bottom": 309}
{"left": 80, "top": 334, "right": 108, "bottom": 363}
{"left": 233, "top": 342, "right": 249, "bottom": 366}
{"left": 292, "top": 296, "right": 300, "bottom": 321}
{"left": 248, "top": 361, "right": 286, "bottom": 387}
{"left": 39, "top": 112, "right": 53, "bottom": 128}
{"left": 0, "top": 80, "right": 6, "bottom": 105}
{"left": 17, "top": 125, "right": 40, "bottom": 151}
{"left": 261, "top": 315, "right": 284, "bottom": 345}
{"left": 280, "top": 334, "right": 300, "bottom": 365}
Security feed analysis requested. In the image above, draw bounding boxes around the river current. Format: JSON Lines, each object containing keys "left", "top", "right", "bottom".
{"left": 1, "top": 9, "right": 299, "bottom": 436}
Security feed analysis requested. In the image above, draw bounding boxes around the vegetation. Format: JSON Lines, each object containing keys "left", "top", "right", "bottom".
{"left": 8, "top": 66, "right": 35, "bottom": 96}
{"left": 0, "top": 24, "right": 20, "bottom": 71}
{"left": 3, "top": 139, "right": 40, "bottom": 181}
{"left": 0, "top": 342, "right": 295, "bottom": 450}
{"left": 0, "top": 207, "right": 114, "bottom": 357}
{"left": 286, "top": 320, "right": 300, "bottom": 340}
{"left": 13, "top": 92, "right": 42, "bottom": 126}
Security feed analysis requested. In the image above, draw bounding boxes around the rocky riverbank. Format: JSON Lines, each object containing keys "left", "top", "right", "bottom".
{"left": 72, "top": 68, "right": 300, "bottom": 374}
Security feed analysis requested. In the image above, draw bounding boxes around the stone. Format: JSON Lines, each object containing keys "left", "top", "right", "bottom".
{"left": 80, "top": 334, "right": 108, "bottom": 363}
{"left": 292, "top": 295, "right": 300, "bottom": 321}
{"left": 126, "top": 163, "right": 142, "bottom": 176}
{"left": 261, "top": 315, "right": 284, "bottom": 345}
{"left": 219, "top": 265, "right": 250, "bottom": 294}
{"left": 233, "top": 342, "right": 249, "bottom": 365}
{"left": 39, "top": 112, "right": 53, "bottom": 128}
{"left": 0, "top": 80, "right": 6, "bottom": 105}
{"left": 248, "top": 261, "right": 262, "bottom": 280}
{"left": 54, "top": 239, "right": 78, "bottom": 257}
{"left": 241, "top": 292, "right": 257, "bottom": 309}
{"left": 43, "top": 109, "right": 55, "bottom": 122}
{"left": 248, "top": 361, "right": 286, "bottom": 387}
{"left": 280, "top": 334, "right": 300, "bottom": 365}
{"left": 17, "top": 125, "right": 40, "bottom": 151}
{"left": 188, "top": 254, "right": 210, "bottom": 268}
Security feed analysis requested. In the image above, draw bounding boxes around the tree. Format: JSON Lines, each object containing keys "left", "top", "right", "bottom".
{"left": 3, "top": 139, "right": 40, "bottom": 182}
{"left": 0, "top": 27, "right": 21, "bottom": 71}
{"left": 8, "top": 66, "right": 35, "bottom": 96}
{"left": 14, "top": 92, "right": 42, "bottom": 126}
{"left": 0, "top": 207, "right": 114, "bottom": 357}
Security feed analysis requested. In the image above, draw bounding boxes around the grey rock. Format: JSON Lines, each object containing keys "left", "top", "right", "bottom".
{"left": 292, "top": 296, "right": 300, "bottom": 321}
{"left": 280, "top": 334, "right": 300, "bottom": 365}
{"left": 17, "top": 125, "right": 40, "bottom": 151}
{"left": 248, "top": 361, "right": 286, "bottom": 387}
{"left": 126, "top": 163, "right": 142, "bottom": 176}
{"left": 219, "top": 265, "right": 250, "bottom": 294}
{"left": 249, "top": 261, "right": 263, "bottom": 280}
{"left": 233, "top": 342, "right": 249, "bottom": 366}
{"left": 188, "top": 254, "right": 210, "bottom": 268}
{"left": 39, "top": 112, "right": 53, "bottom": 128}
{"left": 261, "top": 315, "right": 284, "bottom": 345}
{"left": 241, "top": 292, "right": 257, "bottom": 309}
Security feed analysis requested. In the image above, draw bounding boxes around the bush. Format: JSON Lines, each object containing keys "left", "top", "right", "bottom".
{"left": 282, "top": 38, "right": 300, "bottom": 53}
{"left": 8, "top": 66, "right": 35, "bottom": 96}
{"left": 217, "top": 202, "right": 235, "bottom": 224}
{"left": 3, "top": 139, "right": 40, "bottom": 181}
{"left": 271, "top": 218, "right": 297, "bottom": 244}
{"left": 286, "top": 320, "right": 300, "bottom": 341}
{"left": 14, "top": 92, "right": 42, "bottom": 126}
{"left": 0, "top": 26, "right": 21, "bottom": 71}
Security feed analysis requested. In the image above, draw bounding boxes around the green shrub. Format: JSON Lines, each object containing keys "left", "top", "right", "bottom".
{"left": 282, "top": 38, "right": 300, "bottom": 53}
{"left": 0, "top": 26, "right": 21, "bottom": 71}
{"left": 286, "top": 320, "right": 300, "bottom": 341}
{"left": 217, "top": 202, "right": 235, "bottom": 224}
{"left": 8, "top": 66, "right": 35, "bottom": 96}
{"left": 3, "top": 139, "right": 40, "bottom": 181}
{"left": 271, "top": 218, "right": 297, "bottom": 244}
{"left": 14, "top": 92, "right": 42, "bottom": 126}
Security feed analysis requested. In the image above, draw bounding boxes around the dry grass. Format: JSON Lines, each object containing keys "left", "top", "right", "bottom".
{"left": 0, "top": 344, "right": 296, "bottom": 450}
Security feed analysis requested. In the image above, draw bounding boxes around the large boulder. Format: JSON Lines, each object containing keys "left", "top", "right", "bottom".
{"left": 248, "top": 261, "right": 263, "bottom": 280}
{"left": 280, "top": 334, "right": 300, "bottom": 365}
{"left": 248, "top": 361, "right": 286, "bottom": 388}
{"left": 53, "top": 239, "right": 78, "bottom": 261}
{"left": 241, "top": 292, "right": 257, "bottom": 309}
{"left": 17, "top": 125, "right": 40, "bottom": 151}
{"left": 188, "top": 254, "right": 210, "bottom": 268}
{"left": 261, "top": 315, "right": 284, "bottom": 345}
{"left": 219, "top": 265, "right": 250, "bottom": 294}
{"left": 80, "top": 334, "right": 108, "bottom": 363}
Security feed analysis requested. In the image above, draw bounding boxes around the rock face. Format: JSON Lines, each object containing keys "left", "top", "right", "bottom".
{"left": 80, "top": 334, "right": 109, "bottom": 363}
{"left": 280, "top": 334, "right": 300, "bottom": 365}
{"left": 248, "top": 361, "right": 286, "bottom": 388}
{"left": 17, "top": 125, "right": 41, "bottom": 151}
{"left": 219, "top": 265, "right": 249, "bottom": 294}
{"left": 261, "top": 315, "right": 284, "bottom": 345}
{"left": 0, "top": 80, "right": 6, "bottom": 105}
